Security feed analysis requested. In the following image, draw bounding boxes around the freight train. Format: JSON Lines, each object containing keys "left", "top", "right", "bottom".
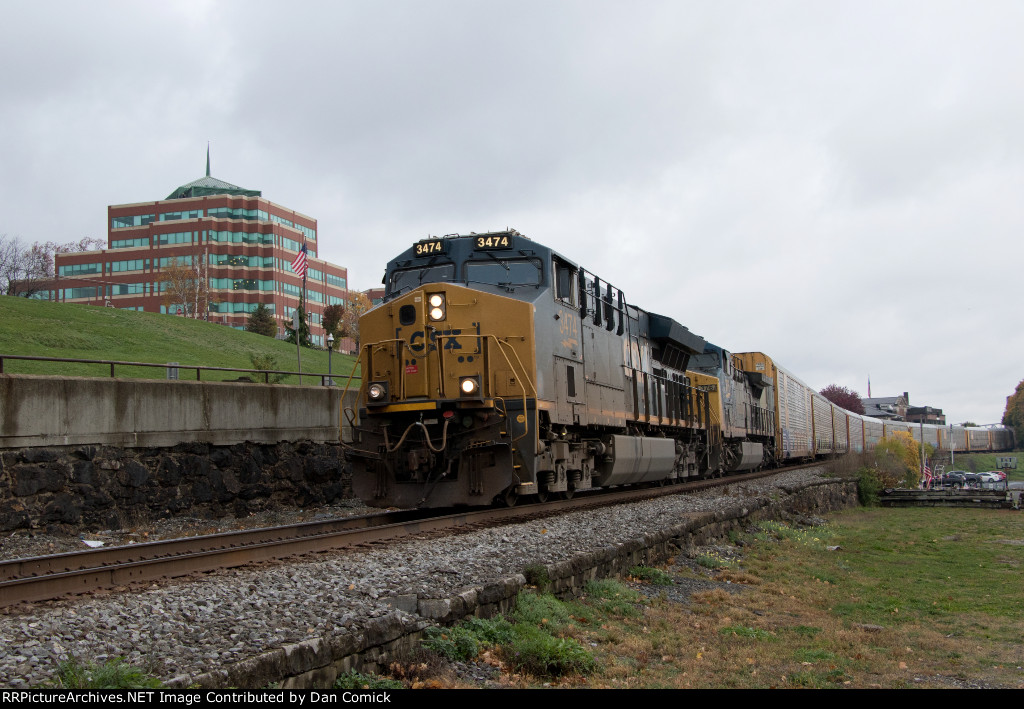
{"left": 344, "top": 230, "right": 1014, "bottom": 508}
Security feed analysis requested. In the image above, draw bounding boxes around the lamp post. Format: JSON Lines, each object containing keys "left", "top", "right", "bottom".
{"left": 326, "top": 332, "right": 334, "bottom": 386}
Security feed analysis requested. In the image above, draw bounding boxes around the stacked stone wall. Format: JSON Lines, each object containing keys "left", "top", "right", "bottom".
{"left": 0, "top": 441, "right": 351, "bottom": 532}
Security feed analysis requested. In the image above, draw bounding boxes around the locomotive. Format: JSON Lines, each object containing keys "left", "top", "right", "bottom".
{"left": 345, "top": 229, "right": 1013, "bottom": 508}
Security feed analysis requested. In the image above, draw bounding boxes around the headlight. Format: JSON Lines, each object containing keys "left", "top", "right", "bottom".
{"left": 367, "top": 382, "right": 388, "bottom": 401}
{"left": 427, "top": 293, "right": 446, "bottom": 321}
{"left": 460, "top": 376, "right": 480, "bottom": 396}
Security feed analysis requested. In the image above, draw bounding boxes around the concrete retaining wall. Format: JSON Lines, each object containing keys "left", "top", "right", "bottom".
{"left": 0, "top": 374, "right": 359, "bottom": 448}
{"left": 168, "top": 477, "right": 859, "bottom": 689}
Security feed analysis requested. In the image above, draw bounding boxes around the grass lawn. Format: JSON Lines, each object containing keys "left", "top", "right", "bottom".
{"left": 0, "top": 296, "right": 359, "bottom": 386}
{"left": 400, "top": 507, "right": 1024, "bottom": 689}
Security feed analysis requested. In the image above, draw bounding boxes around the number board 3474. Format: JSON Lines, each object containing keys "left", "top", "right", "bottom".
{"left": 474, "top": 234, "right": 514, "bottom": 250}
{"left": 414, "top": 239, "right": 446, "bottom": 256}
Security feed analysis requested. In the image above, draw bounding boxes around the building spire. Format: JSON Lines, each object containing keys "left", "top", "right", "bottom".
{"left": 206, "top": 142, "right": 211, "bottom": 177}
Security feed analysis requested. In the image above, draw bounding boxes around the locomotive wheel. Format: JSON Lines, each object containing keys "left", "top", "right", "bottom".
{"left": 499, "top": 486, "right": 519, "bottom": 507}
{"left": 536, "top": 488, "right": 550, "bottom": 503}
{"left": 560, "top": 488, "right": 575, "bottom": 501}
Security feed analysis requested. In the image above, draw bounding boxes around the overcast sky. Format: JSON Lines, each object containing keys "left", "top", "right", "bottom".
{"left": 2, "top": 0, "right": 1021, "bottom": 425}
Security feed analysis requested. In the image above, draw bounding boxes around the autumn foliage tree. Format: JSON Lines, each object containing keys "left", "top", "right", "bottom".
{"left": 322, "top": 303, "right": 344, "bottom": 340}
{"left": 819, "top": 384, "right": 865, "bottom": 414}
{"left": 340, "top": 292, "right": 372, "bottom": 350}
{"left": 1003, "top": 379, "right": 1024, "bottom": 445}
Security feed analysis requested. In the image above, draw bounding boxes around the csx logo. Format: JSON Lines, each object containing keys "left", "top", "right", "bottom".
{"left": 402, "top": 328, "right": 463, "bottom": 352}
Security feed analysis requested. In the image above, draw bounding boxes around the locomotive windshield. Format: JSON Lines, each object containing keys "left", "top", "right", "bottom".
{"left": 464, "top": 259, "right": 542, "bottom": 288}
{"left": 388, "top": 263, "right": 456, "bottom": 295}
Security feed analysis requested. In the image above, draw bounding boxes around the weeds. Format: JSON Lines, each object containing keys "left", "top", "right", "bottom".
{"left": 47, "top": 657, "right": 162, "bottom": 689}
{"left": 629, "top": 565, "right": 674, "bottom": 586}
{"left": 694, "top": 550, "right": 734, "bottom": 569}
{"left": 719, "top": 625, "right": 775, "bottom": 641}
{"left": 333, "top": 671, "right": 404, "bottom": 690}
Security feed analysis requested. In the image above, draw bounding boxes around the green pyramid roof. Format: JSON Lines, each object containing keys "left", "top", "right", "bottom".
{"left": 166, "top": 148, "right": 261, "bottom": 199}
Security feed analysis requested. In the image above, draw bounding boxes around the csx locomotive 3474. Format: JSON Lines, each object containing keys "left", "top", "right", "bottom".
{"left": 346, "top": 230, "right": 1013, "bottom": 508}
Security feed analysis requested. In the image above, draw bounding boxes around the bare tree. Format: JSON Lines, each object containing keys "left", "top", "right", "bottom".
{"left": 0, "top": 234, "right": 104, "bottom": 297}
{"left": 160, "top": 245, "right": 213, "bottom": 318}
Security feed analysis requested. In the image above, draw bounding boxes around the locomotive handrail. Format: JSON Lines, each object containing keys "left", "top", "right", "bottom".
{"left": 0, "top": 353, "right": 354, "bottom": 386}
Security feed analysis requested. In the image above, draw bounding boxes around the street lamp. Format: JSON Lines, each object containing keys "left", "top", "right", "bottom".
{"left": 326, "top": 332, "right": 335, "bottom": 386}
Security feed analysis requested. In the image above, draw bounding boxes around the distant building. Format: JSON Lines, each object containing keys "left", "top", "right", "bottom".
{"left": 52, "top": 155, "right": 348, "bottom": 346}
{"left": 905, "top": 405, "right": 946, "bottom": 426}
{"left": 862, "top": 392, "right": 946, "bottom": 425}
{"left": 862, "top": 393, "right": 909, "bottom": 421}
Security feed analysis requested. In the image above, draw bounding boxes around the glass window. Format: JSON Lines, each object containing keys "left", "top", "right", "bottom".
{"left": 388, "top": 264, "right": 456, "bottom": 296}
{"left": 208, "top": 207, "right": 268, "bottom": 221}
{"left": 159, "top": 209, "right": 202, "bottom": 221}
{"left": 464, "top": 259, "right": 542, "bottom": 287}
{"left": 111, "top": 214, "right": 155, "bottom": 229}
{"left": 58, "top": 262, "right": 102, "bottom": 277}
{"left": 110, "top": 259, "right": 144, "bottom": 272}
{"left": 110, "top": 237, "right": 149, "bottom": 249}
{"left": 156, "top": 231, "right": 196, "bottom": 246}
{"left": 210, "top": 278, "right": 274, "bottom": 291}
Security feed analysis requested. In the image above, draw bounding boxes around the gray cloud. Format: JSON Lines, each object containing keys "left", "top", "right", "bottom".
{"left": 1, "top": 0, "right": 1020, "bottom": 423}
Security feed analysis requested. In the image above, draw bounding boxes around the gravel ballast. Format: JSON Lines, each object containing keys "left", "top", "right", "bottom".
{"left": 0, "top": 468, "right": 835, "bottom": 687}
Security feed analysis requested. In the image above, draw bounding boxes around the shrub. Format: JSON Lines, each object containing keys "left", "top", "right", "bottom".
{"left": 523, "top": 563, "right": 550, "bottom": 587}
{"left": 422, "top": 625, "right": 482, "bottom": 662}
{"left": 511, "top": 591, "right": 573, "bottom": 630}
{"left": 249, "top": 353, "right": 285, "bottom": 384}
{"left": 857, "top": 466, "right": 882, "bottom": 506}
{"left": 504, "top": 625, "right": 596, "bottom": 676}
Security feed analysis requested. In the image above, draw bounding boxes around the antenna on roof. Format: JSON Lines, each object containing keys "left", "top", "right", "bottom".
{"left": 206, "top": 142, "right": 211, "bottom": 177}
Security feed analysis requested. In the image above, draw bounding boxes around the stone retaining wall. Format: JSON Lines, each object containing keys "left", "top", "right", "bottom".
{"left": 0, "top": 441, "right": 351, "bottom": 531}
{"left": 169, "top": 477, "right": 858, "bottom": 689}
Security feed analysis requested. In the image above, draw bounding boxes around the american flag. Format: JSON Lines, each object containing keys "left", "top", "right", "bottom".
{"left": 291, "top": 242, "right": 308, "bottom": 281}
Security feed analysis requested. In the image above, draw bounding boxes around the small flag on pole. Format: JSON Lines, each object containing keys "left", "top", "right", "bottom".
{"left": 291, "top": 242, "right": 308, "bottom": 281}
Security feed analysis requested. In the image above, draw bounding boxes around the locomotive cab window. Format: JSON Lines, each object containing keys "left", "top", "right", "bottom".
{"left": 553, "top": 258, "right": 576, "bottom": 305}
{"left": 464, "top": 259, "right": 542, "bottom": 288}
{"left": 388, "top": 263, "right": 456, "bottom": 296}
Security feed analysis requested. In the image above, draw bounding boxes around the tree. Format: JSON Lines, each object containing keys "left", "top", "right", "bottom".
{"left": 284, "top": 300, "right": 311, "bottom": 347}
{"left": 340, "top": 292, "right": 372, "bottom": 350}
{"left": 1, "top": 234, "right": 104, "bottom": 297}
{"left": 1003, "top": 379, "right": 1024, "bottom": 444}
{"left": 322, "top": 303, "right": 344, "bottom": 339}
{"left": 874, "top": 430, "right": 924, "bottom": 487}
{"left": 160, "top": 249, "right": 213, "bottom": 319}
{"left": 819, "top": 384, "right": 865, "bottom": 414}
{"left": 246, "top": 303, "right": 277, "bottom": 337}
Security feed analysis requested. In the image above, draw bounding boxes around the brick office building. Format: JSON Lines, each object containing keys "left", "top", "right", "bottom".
{"left": 52, "top": 160, "right": 348, "bottom": 346}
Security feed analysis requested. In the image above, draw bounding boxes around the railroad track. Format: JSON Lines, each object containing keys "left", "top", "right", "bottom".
{"left": 0, "top": 465, "right": 815, "bottom": 608}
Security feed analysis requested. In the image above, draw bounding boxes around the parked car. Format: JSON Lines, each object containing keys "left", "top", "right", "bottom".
{"left": 935, "top": 472, "right": 967, "bottom": 488}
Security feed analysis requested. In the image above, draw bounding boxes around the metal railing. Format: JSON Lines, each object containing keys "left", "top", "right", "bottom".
{"left": 0, "top": 354, "right": 361, "bottom": 387}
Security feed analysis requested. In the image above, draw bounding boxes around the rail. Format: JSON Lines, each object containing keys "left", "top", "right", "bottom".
{"left": 0, "top": 354, "right": 361, "bottom": 387}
